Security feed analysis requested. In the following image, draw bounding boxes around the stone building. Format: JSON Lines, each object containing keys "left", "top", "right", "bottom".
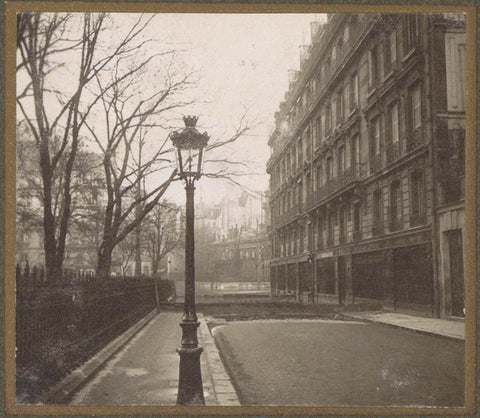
{"left": 191, "top": 185, "right": 270, "bottom": 283}
{"left": 212, "top": 225, "right": 270, "bottom": 284}
{"left": 267, "top": 13, "right": 466, "bottom": 317}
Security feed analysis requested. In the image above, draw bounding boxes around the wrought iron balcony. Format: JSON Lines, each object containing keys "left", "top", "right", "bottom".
{"left": 410, "top": 210, "right": 426, "bottom": 227}
{"left": 326, "top": 235, "right": 334, "bottom": 247}
{"left": 316, "top": 237, "right": 324, "bottom": 251}
{"left": 318, "top": 179, "right": 336, "bottom": 199}
{"left": 274, "top": 203, "right": 304, "bottom": 226}
{"left": 406, "top": 127, "right": 425, "bottom": 152}
{"left": 388, "top": 218, "right": 403, "bottom": 232}
{"left": 370, "top": 154, "right": 383, "bottom": 174}
{"left": 305, "top": 165, "right": 366, "bottom": 210}
{"left": 386, "top": 141, "right": 401, "bottom": 163}
{"left": 352, "top": 229, "right": 362, "bottom": 241}
{"left": 337, "top": 164, "right": 364, "bottom": 189}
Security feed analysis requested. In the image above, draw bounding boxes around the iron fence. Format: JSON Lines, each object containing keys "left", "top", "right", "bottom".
{"left": 15, "top": 263, "right": 173, "bottom": 403}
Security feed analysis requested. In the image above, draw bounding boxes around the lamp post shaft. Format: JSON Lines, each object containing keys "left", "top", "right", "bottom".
{"left": 184, "top": 181, "right": 197, "bottom": 322}
{"left": 176, "top": 180, "right": 205, "bottom": 405}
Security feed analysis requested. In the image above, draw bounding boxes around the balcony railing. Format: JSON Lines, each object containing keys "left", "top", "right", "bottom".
{"left": 305, "top": 164, "right": 366, "bottom": 210}
{"left": 316, "top": 237, "right": 324, "bottom": 250}
{"left": 406, "top": 127, "right": 425, "bottom": 152}
{"left": 326, "top": 235, "right": 334, "bottom": 247}
{"left": 352, "top": 229, "right": 362, "bottom": 241}
{"left": 274, "top": 203, "right": 304, "bottom": 226}
{"left": 370, "top": 154, "right": 383, "bottom": 174}
{"left": 386, "top": 141, "right": 401, "bottom": 163}
{"left": 410, "top": 210, "right": 426, "bottom": 227}
{"left": 317, "top": 179, "right": 336, "bottom": 200}
{"left": 389, "top": 218, "right": 403, "bottom": 232}
{"left": 337, "top": 164, "right": 364, "bottom": 188}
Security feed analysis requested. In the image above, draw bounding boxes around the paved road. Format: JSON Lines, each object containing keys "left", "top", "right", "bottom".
{"left": 212, "top": 319, "right": 464, "bottom": 407}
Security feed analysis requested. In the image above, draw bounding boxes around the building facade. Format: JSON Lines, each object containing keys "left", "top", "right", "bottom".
{"left": 212, "top": 226, "right": 271, "bottom": 284}
{"left": 191, "top": 185, "right": 271, "bottom": 283}
{"left": 267, "top": 13, "right": 466, "bottom": 317}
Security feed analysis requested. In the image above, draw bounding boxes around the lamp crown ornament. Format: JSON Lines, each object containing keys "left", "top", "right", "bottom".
{"left": 183, "top": 115, "right": 198, "bottom": 127}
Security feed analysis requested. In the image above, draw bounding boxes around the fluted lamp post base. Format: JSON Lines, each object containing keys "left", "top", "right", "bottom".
{"left": 176, "top": 320, "right": 205, "bottom": 405}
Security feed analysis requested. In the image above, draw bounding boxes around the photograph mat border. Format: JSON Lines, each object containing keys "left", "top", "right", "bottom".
{"left": 3, "top": 1, "right": 477, "bottom": 415}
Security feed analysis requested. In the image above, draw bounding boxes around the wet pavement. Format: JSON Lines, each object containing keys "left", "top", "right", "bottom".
{"left": 71, "top": 312, "right": 238, "bottom": 406}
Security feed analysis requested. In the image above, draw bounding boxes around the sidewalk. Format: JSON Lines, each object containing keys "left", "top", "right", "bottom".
{"left": 70, "top": 311, "right": 239, "bottom": 406}
{"left": 344, "top": 311, "right": 465, "bottom": 341}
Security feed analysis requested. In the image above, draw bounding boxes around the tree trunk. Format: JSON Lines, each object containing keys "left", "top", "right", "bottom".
{"left": 44, "top": 246, "right": 63, "bottom": 283}
{"left": 134, "top": 224, "right": 142, "bottom": 277}
{"left": 96, "top": 245, "right": 113, "bottom": 281}
{"left": 152, "top": 258, "right": 159, "bottom": 277}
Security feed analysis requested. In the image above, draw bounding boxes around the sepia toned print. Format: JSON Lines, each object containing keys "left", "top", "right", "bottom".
{"left": 6, "top": 5, "right": 474, "bottom": 415}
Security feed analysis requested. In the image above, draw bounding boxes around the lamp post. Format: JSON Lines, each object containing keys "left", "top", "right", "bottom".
{"left": 171, "top": 116, "right": 209, "bottom": 405}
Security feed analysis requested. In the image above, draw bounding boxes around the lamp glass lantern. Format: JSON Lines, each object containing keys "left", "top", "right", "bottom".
{"left": 171, "top": 116, "right": 209, "bottom": 181}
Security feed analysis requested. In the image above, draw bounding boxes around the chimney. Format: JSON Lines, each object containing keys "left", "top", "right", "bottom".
{"left": 288, "top": 69, "right": 299, "bottom": 89}
{"left": 299, "top": 45, "right": 310, "bottom": 66}
{"left": 310, "top": 21, "right": 322, "bottom": 42}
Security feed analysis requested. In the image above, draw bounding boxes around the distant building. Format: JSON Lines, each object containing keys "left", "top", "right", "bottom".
{"left": 191, "top": 184, "right": 270, "bottom": 283}
{"left": 267, "top": 14, "right": 465, "bottom": 317}
{"left": 212, "top": 225, "right": 270, "bottom": 283}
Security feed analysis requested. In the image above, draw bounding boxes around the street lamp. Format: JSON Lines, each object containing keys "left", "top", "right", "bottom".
{"left": 171, "top": 115, "right": 209, "bottom": 405}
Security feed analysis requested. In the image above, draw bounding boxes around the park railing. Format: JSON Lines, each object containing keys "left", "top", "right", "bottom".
{"left": 15, "top": 263, "right": 175, "bottom": 403}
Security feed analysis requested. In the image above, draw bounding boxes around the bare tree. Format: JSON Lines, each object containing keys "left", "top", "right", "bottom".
{"left": 143, "top": 202, "right": 183, "bottom": 277}
{"left": 16, "top": 12, "right": 160, "bottom": 281}
{"left": 83, "top": 46, "right": 196, "bottom": 279}
{"left": 117, "top": 232, "right": 136, "bottom": 277}
{"left": 17, "top": 13, "right": 258, "bottom": 282}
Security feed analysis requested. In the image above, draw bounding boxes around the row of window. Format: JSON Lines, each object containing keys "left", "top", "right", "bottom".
{"left": 271, "top": 136, "right": 361, "bottom": 220}
{"left": 220, "top": 247, "right": 261, "bottom": 260}
{"left": 271, "top": 79, "right": 423, "bottom": 197}
{"left": 290, "top": 14, "right": 419, "bottom": 123}
{"left": 278, "top": 15, "right": 421, "bottom": 157}
{"left": 367, "top": 15, "right": 419, "bottom": 89}
{"left": 273, "top": 170, "right": 425, "bottom": 258}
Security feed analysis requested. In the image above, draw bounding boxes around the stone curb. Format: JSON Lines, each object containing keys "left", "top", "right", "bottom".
{"left": 197, "top": 313, "right": 241, "bottom": 406}
{"left": 39, "top": 309, "right": 158, "bottom": 405}
{"left": 343, "top": 313, "right": 465, "bottom": 342}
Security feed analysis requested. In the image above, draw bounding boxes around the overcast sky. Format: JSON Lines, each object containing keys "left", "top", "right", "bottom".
{"left": 17, "top": 12, "right": 327, "bottom": 207}
{"left": 147, "top": 13, "right": 327, "bottom": 205}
